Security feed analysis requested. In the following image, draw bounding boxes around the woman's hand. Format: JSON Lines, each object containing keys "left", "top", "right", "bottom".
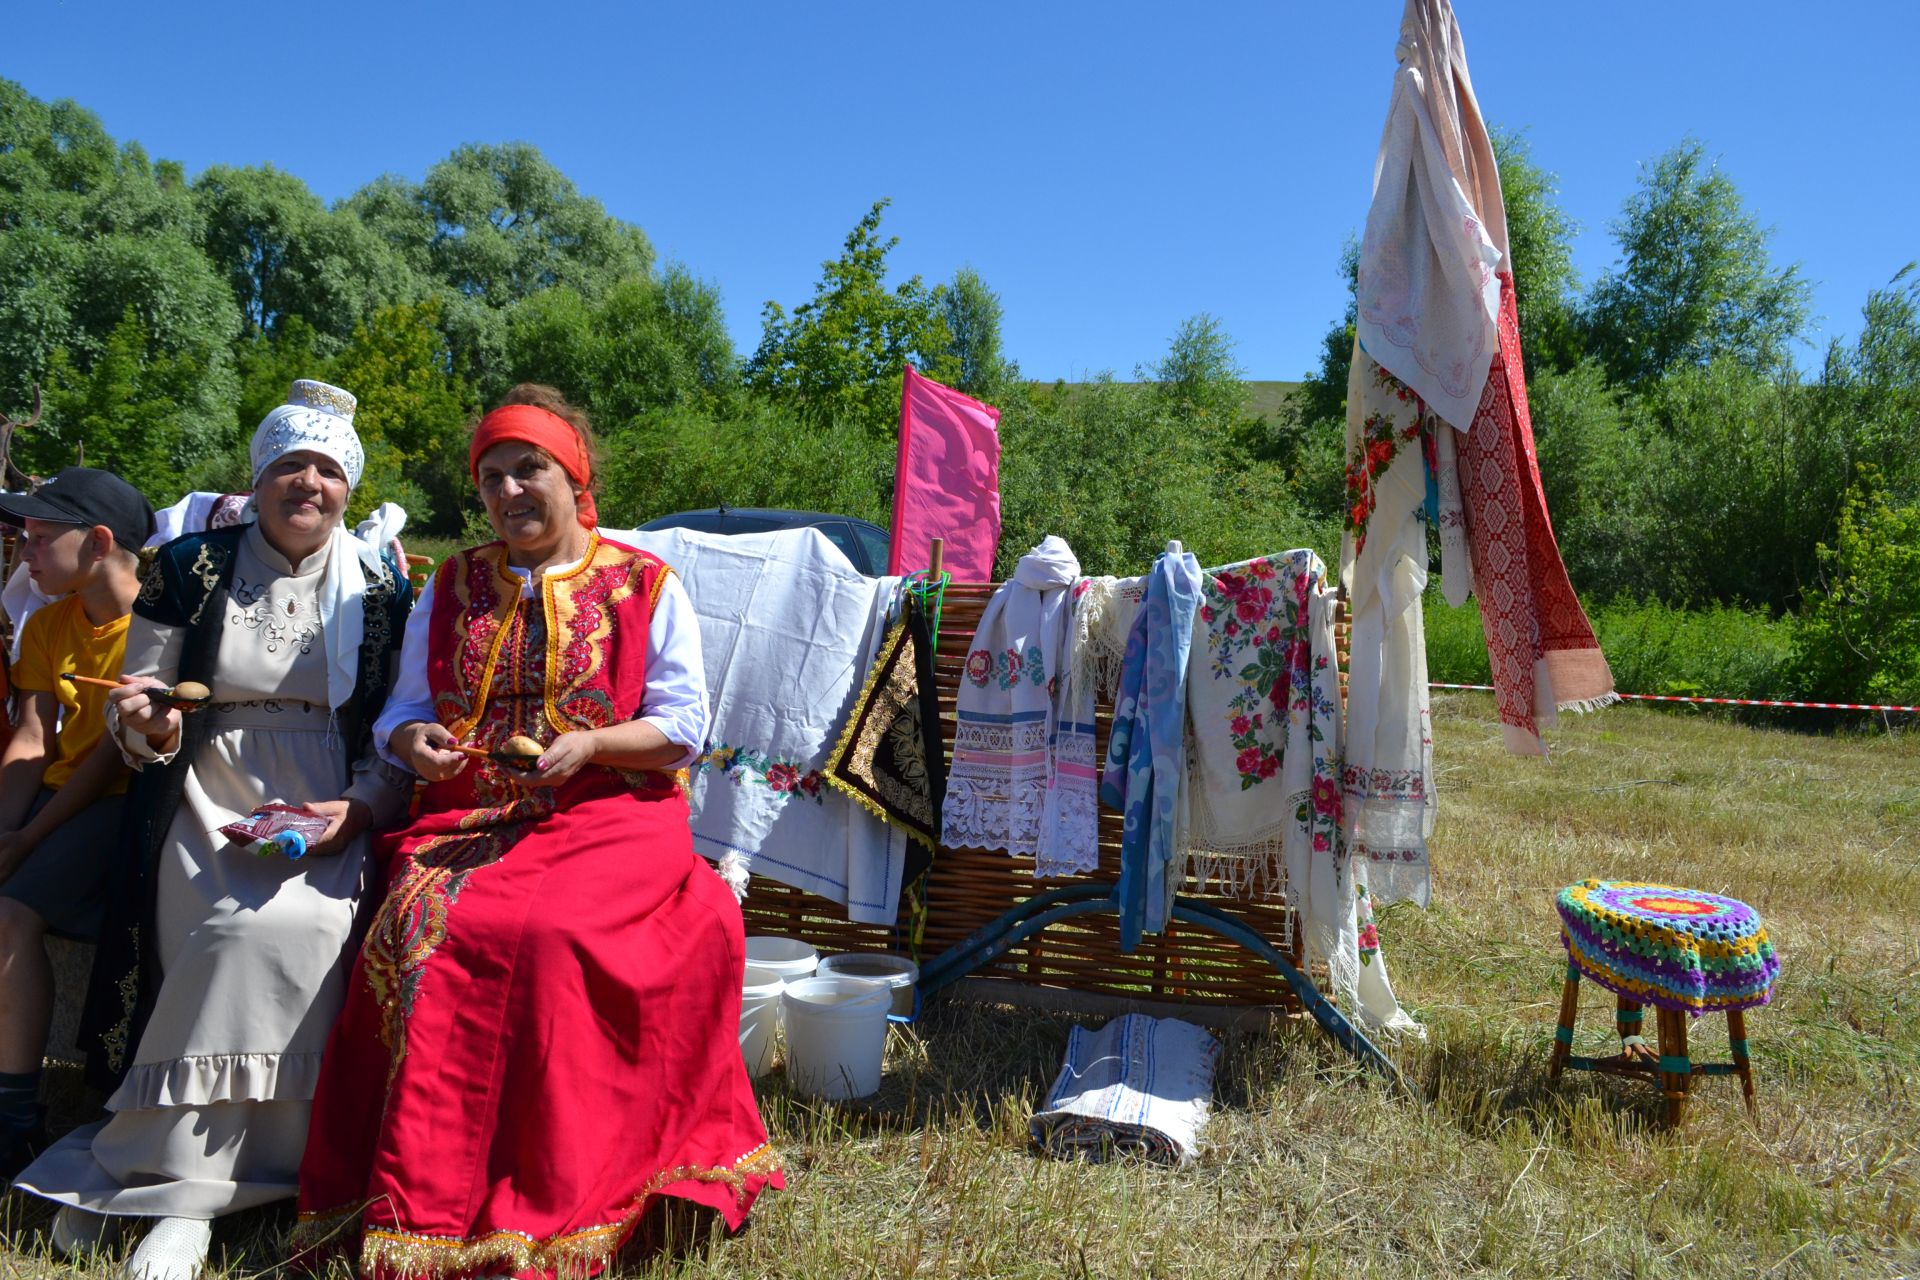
{"left": 498, "top": 731, "right": 597, "bottom": 788}
{"left": 110, "top": 677, "right": 183, "bottom": 752}
{"left": 393, "top": 720, "right": 468, "bottom": 783}
{"left": 303, "top": 798, "right": 373, "bottom": 857}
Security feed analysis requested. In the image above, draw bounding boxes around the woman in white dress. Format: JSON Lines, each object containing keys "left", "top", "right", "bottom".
{"left": 12, "top": 381, "right": 413, "bottom": 1280}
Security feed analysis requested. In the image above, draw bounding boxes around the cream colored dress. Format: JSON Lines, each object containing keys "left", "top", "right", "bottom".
{"left": 17, "top": 524, "right": 408, "bottom": 1218}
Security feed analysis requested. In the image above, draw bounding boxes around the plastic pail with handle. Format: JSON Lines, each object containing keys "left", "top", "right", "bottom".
{"left": 745, "top": 936, "right": 818, "bottom": 981}
{"left": 739, "top": 963, "right": 785, "bottom": 1079}
{"left": 816, "top": 952, "right": 919, "bottom": 1019}
{"left": 780, "top": 975, "right": 891, "bottom": 1100}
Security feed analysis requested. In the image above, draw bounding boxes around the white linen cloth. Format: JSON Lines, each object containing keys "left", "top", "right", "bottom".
{"left": 1029, "top": 1015, "right": 1219, "bottom": 1165}
{"left": 372, "top": 542, "right": 711, "bottom": 772}
{"left": 1353, "top": 5, "right": 1503, "bottom": 436}
{"left": 941, "top": 536, "right": 1081, "bottom": 862}
{"left": 17, "top": 524, "right": 409, "bottom": 1217}
{"left": 620, "top": 526, "right": 909, "bottom": 926}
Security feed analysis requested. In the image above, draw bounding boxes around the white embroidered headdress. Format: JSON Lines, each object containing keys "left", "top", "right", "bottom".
{"left": 250, "top": 379, "right": 366, "bottom": 488}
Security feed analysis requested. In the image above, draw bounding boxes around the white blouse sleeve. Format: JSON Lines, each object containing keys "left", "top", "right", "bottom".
{"left": 109, "top": 610, "right": 187, "bottom": 767}
{"left": 640, "top": 571, "right": 710, "bottom": 769}
{"left": 373, "top": 575, "right": 437, "bottom": 772}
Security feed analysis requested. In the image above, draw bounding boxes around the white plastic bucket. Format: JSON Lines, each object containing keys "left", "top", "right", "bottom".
{"left": 781, "top": 975, "right": 891, "bottom": 1100}
{"left": 745, "top": 936, "right": 818, "bottom": 981}
{"left": 739, "top": 964, "right": 785, "bottom": 1079}
{"left": 817, "top": 952, "right": 919, "bottom": 1019}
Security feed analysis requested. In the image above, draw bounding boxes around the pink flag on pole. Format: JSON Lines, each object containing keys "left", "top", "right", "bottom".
{"left": 887, "top": 364, "right": 1002, "bottom": 578}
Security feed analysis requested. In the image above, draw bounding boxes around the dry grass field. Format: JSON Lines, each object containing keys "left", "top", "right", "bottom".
{"left": 4, "top": 695, "right": 1916, "bottom": 1278}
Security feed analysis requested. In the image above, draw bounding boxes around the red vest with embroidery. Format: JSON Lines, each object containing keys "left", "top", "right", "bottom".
{"left": 421, "top": 533, "right": 672, "bottom": 813}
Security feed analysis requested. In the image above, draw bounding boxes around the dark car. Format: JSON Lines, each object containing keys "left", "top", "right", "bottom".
{"left": 637, "top": 507, "right": 892, "bottom": 576}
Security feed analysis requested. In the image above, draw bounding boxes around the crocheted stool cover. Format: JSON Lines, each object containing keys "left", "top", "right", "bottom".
{"left": 1556, "top": 880, "right": 1780, "bottom": 1015}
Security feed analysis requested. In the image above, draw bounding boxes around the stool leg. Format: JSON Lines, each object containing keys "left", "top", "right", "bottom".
{"left": 1616, "top": 995, "right": 1650, "bottom": 1064}
{"left": 1728, "top": 1007, "right": 1756, "bottom": 1113}
{"left": 1657, "top": 1007, "right": 1691, "bottom": 1127}
{"left": 1549, "top": 964, "right": 1580, "bottom": 1081}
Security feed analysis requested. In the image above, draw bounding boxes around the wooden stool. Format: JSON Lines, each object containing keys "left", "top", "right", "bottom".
{"left": 1547, "top": 880, "right": 1779, "bottom": 1125}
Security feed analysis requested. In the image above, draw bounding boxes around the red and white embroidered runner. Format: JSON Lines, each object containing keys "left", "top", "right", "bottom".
{"left": 1459, "top": 275, "right": 1615, "bottom": 756}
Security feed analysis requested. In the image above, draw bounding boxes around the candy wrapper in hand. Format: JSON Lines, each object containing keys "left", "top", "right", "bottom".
{"left": 219, "top": 804, "right": 330, "bottom": 860}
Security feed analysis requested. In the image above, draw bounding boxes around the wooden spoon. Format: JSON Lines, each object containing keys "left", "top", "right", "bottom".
{"left": 447, "top": 735, "right": 546, "bottom": 767}
{"left": 63, "top": 672, "right": 212, "bottom": 711}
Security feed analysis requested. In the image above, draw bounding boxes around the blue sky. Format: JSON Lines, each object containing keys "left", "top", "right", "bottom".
{"left": 8, "top": 1, "right": 1912, "bottom": 381}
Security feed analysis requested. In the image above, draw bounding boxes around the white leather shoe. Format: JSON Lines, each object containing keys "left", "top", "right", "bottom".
{"left": 50, "top": 1205, "right": 113, "bottom": 1256}
{"left": 121, "top": 1216, "right": 211, "bottom": 1280}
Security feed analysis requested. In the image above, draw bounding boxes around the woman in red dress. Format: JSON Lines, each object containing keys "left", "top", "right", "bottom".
{"left": 295, "top": 386, "right": 780, "bottom": 1279}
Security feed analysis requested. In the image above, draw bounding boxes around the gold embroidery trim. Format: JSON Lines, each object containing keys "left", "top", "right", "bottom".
{"left": 302, "top": 1143, "right": 781, "bottom": 1280}
{"left": 821, "top": 618, "right": 939, "bottom": 853}
{"left": 448, "top": 546, "right": 524, "bottom": 743}
{"left": 101, "top": 926, "right": 141, "bottom": 1072}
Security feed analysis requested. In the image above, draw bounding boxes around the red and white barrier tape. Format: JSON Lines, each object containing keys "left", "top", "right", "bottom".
{"left": 1427, "top": 683, "right": 1920, "bottom": 715}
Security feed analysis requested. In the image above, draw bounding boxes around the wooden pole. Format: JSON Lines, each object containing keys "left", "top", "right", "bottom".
{"left": 927, "top": 537, "right": 945, "bottom": 579}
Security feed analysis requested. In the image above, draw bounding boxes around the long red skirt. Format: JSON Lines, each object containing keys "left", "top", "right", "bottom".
{"left": 295, "top": 773, "right": 782, "bottom": 1280}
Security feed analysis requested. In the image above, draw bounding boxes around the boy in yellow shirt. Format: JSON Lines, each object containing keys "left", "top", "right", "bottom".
{"left": 0, "top": 468, "right": 154, "bottom": 1177}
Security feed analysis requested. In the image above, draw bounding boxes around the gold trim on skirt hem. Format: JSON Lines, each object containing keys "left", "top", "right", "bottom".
{"left": 293, "top": 1144, "right": 781, "bottom": 1279}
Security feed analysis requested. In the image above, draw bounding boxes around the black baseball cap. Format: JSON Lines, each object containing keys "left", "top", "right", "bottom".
{"left": 0, "top": 468, "right": 156, "bottom": 552}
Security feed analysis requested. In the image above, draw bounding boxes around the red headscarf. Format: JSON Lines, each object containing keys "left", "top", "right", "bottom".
{"left": 469, "top": 404, "right": 598, "bottom": 528}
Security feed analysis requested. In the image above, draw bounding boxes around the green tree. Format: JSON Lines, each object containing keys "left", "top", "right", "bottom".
{"left": 344, "top": 143, "right": 655, "bottom": 394}
{"left": 1790, "top": 468, "right": 1920, "bottom": 703}
{"left": 1585, "top": 140, "right": 1810, "bottom": 387}
{"left": 747, "top": 199, "right": 955, "bottom": 431}
{"left": 503, "top": 269, "right": 738, "bottom": 429}
{"left": 196, "top": 164, "right": 419, "bottom": 345}
{"left": 327, "top": 298, "right": 477, "bottom": 529}
{"left": 1490, "top": 129, "right": 1581, "bottom": 375}
{"left": 939, "top": 267, "right": 1015, "bottom": 398}
{"left": 26, "top": 309, "right": 210, "bottom": 500}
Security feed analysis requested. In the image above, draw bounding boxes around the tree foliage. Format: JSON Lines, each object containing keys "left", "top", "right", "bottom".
{"left": 1790, "top": 469, "right": 1920, "bottom": 702}
{"left": 1585, "top": 140, "right": 1810, "bottom": 387}
{"left": 3, "top": 72, "right": 1917, "bottom": 699}
{"left": 747, "top": 199, "right": 955, "bottom": 431}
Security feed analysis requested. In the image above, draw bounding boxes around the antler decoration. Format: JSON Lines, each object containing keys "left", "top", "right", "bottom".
{"left": 0, "top": 383, "right": 43, "bottom": 492}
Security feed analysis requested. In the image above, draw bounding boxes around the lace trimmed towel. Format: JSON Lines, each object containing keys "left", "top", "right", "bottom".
{"left": 1100, "top": 545, "right": 1202, "bottom": 950}
{"left": 1030, "top": 1015, "right": 1219, "bottom": 1165}
{"left": 942, "top": 536, "right": 1080, "bottom": 860}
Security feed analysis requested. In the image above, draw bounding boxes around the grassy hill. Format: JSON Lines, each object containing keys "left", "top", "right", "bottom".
{"left": 1031, "top": 379, "right": 1301, "bottom": 423}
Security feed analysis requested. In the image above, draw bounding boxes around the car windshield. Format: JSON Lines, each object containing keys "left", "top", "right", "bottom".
{"left": 810, "top": 521, "right": 859, "bottom": 569}
{"left": 854, "top": 523, "right": 890, "bottom": 575}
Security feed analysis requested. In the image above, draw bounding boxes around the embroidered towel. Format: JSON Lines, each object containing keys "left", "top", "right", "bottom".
{"left": 1030, "top": 1015, "right": 1219, "bottom": 1165}
{"left": 1100, "top": 545, "right": 1201, "bottom": 950}
{"left": 942, "top": 536, "right": 1080, "bottom": 859}
{"left": 621, "top": 526, "right": 908, "bottom": 925}
{"left": 1340, "top": 354, "right": 1437, "bottom": 909}
{"left": 1460, "top": 276, "right": 1617, "bottom": 755}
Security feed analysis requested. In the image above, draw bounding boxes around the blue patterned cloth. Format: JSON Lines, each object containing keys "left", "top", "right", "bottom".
{"left": 1100, "top": 546, "right": 1202, "bottom": 950}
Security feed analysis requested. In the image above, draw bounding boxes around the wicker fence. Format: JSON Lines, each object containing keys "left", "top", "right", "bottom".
{"left": 740, "top": 581, "right": 1307, "bottom": 1014}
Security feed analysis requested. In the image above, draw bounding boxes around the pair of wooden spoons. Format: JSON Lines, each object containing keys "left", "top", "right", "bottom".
{"left": 63, "top": 672, "right": 212, "bottom": 710}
